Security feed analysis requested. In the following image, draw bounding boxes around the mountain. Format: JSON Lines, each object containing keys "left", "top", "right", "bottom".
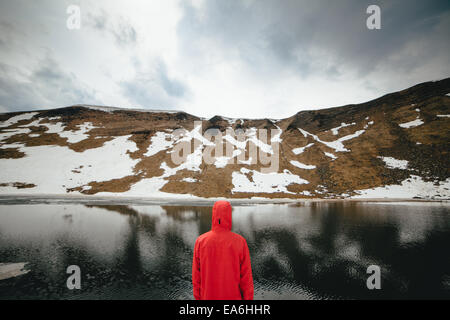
{"left": 1, "top": 79, "right": 449, "bottom": 200}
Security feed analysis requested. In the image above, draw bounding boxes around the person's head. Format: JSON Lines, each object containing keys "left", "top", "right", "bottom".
{"left": 212, "top": 200, "right": 232, "bottom": 231}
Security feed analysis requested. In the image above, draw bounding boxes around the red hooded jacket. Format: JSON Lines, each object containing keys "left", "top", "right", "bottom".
{"left": 192, "top": 201, "right": 254, "bottom": 300}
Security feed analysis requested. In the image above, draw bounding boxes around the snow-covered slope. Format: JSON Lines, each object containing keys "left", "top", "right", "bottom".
{"left": 1, "top": 79, "right": 449, "bottom": 199}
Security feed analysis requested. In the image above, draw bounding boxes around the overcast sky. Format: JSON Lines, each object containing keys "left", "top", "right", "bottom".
{"left": 0, "top": 0, "right": 449, "bottom": 118}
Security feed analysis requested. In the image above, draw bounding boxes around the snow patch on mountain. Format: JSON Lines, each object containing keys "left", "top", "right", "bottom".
{"left": 81, "top": 105, "right": 180, "bottom": 114}
{"left": 232, "top": 168, "right": 309, "bottom": 194}
{"left": 399, "top": 119, "right": 424, "bottom": 128}
{"left": 8, "top": 118, "right": 98, "bottom": 144}
{"left": 324, "top": 152, "right": 337, "bottom": 160}
{"left": 58, "top": 122, "right": 97, "bottom": 143}
{"left": 0, "top": 135, "right": 138, "bottom": 194}
{"left": 0, "top": 112, "right": 39, "bottom": 128}
{"left": 290, "top": 160, "right": 316, "bottom": 170}
{"left": 378, "top": 156, "right": 408, "bottom": 169}
{"left": 144, "top": 131, "right": 175, "bottom": 157}
{"left": 330, "top": 122, "right": 356, "bottom": 135}
{"left": 0, "top": 128, "right": 32, "bottom": 142}
{"left": 363, "top": 120, "right": 374, "bottom": 129}
{"left": 298, "top": 128, "right": 366, "bottom": 152}
{"left": 351, "top": 175, "right": 450, "bottom": 199}
{"left": 292, "top": 143, "right": 314, "bottom": 155}
{"left": 214, "top": 156, "right": 231, "bottom": 168}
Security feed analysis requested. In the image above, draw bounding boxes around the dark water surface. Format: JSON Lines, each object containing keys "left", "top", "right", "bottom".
{"left": 0, "top": 200, "right": 449, "bottom": 299}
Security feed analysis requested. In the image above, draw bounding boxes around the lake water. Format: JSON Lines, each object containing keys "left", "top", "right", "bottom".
{"left": 0, "top": 199, "right": 449, "bottom": 299}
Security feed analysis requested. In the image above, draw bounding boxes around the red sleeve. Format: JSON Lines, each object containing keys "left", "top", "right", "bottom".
{"left": 239, "top": 239, "right": 254, "bottom": 300}
{"left": 192, "top": 239, "right": 201, "bottom": 300}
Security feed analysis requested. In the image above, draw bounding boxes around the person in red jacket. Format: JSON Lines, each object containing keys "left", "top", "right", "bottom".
{"left": 192, "top": 200, "right": 254, "bottom": 300}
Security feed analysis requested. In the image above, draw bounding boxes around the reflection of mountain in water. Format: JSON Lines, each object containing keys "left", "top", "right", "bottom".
{"left": 0, "top": 202, "right": 449, "bottom": 299}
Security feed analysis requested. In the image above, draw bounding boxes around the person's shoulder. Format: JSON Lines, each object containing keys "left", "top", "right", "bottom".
{"left": 195, "top": 231, "right": 212, "bottom": 243}
{"left": 230, "top": 231, "right": 248, "bottom": 243}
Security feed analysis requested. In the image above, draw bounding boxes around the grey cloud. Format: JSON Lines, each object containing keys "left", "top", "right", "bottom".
{"left": 0, "top": 56, "right": 98, "bottom": 113}
{"left": 178, "top": 0, "right": 450, "bottom": 78}
{"left": 119, "top": 59, "right": 188, "bottom": 110}
{"left": 86, "top": 11, "right": 137, "bottom": 47}
{"left": 155, "top": 61, "right": 186, "bottom": 98}
{"left": 114, "top": 20, "right": 137, "bottom": 46}
{"left": 88, "top": 11, "right": 108, "bottom": 30}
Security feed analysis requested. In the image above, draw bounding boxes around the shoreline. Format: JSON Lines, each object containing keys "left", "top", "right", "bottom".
{"left": 0, "top": 193, "right": 448, "bottom": 206}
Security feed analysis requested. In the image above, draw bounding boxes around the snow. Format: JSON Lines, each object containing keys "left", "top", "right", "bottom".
{"left": 378, "top": 156, "right": 408, "bottom": 169}
{"left": 292, "top": 143, "right": 314, "bottom": 155}
{"left": 339, "top": 130, "right": 366, "bottom": 142}
{"left": 14, "top": 118, "right": 98, "bottom": 143}
{"left": 182, "top": 177, "right": 197, "bottom": 183}
{"left": 0, "top": 128, "right": 31, "bottom": 142}
{"left": 225, "top": 117, "right": 238, "bottom": 125}
{"left": 232, "top": 168, "right": 309, "bottom": 194}
{"left": 247, "top": 128, "right": 275, "bottom": 154}
{"left": 163, "top": 144, "right": 204, "bottom": 176}
{"left": 270, "top": 125, "right": 283, "bottom": 143}
{"left": 0, "top": 112, "right": 39, "bottom": 128}
{"left": 81, "top": 105, "right": 180, "bottom": 114}
{"left": 144, "top": 131, "right": 174, "bottom": 157}
{"left": 149, "top": 123, "right": 280, "bottom": 171}
{"left": 324, "top": 152, "right": 337, "bottom": 160}
{"left": 364, "top": 119, "right": 374, "bottom": 129}
{"left": 95, "top": 138, "right": 205, "bottom": 198}
{"left": 0, "top": 135, "right": 139, "bottom": 194}
{"left": 58, "top": 122, "right": 97, "bottom": 143}
{"left": 315, "top": 185, "right": 328, "bottom": 195}
{"left": 399, "top": 119, "right": 424, "bottom": 128}
{"left": 81, "top": 185, "right": 92, "bottom": 191}
{"left": 97, "top": 176, "right": 201, "bottom": 199}
{"left": 351, "top": 175, "right": 450, "bottom": 199}
{"left": 214, "top": 156, "right": 231, "bottom": 168}
{"left": 176, "top": 123, "right": 214, "bottom": 146}
{"left": 0, "top": 262, "right": 30, "bottom": 280}
{"left": 97, "top": 176, "right": 170, "bottom": 198}
{"left": 437, "top": 114, "right": 450, "bottom": 118}
{"left": 38, "top": 121, "right": 65, "bottom": 134}
{"left": 415, "top": 108, "right": 420, "bottom": 112}
{"left": 21, "top": 119, "right": 43, "bottom": 127}
{"left": 330, "top": 122, "right": 356, "bottom": 135}
{"left": 290, "top": 160, "right": 316, "bottom": 170}
{"left": 298, "top": 128, "right": 366, "bottom": 152}
{"left": 238, "top": 157, "right": 253, "bottom": 165}
{"left": 223, "top": 132, "right": 247, "bottom": 150}
{"left": 363, "top": 120, "right": 374, "bottom": 129}
{"left": 222, "top": 125, "right": 279, "bottom": 158}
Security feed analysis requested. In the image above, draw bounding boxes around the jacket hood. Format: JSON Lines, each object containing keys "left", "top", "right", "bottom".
{"left": 212, "top": 200, "right": 232, "bottom": 231}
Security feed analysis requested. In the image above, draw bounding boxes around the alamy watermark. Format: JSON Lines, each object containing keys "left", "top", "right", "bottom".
{"left": 169, "top": 121, "right": 280, "bottom": 173}
{"left": 366, "top": 265, "right": 381, "bottom": 290}
{"left": 63, "top": 264, "right": 380, "bottom": 291}
{"left": 366, "top": 5, "right": 381, "bottom": 30}
{"left": 66, "top": 5, "right": 81, "bottom": 30}
{"left": 66, "top": 265, "right": 81, "bottom": 289}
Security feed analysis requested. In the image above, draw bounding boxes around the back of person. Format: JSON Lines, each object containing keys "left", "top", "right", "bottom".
{"left": 192, "top": 200, "right": 254, "bottom": 300}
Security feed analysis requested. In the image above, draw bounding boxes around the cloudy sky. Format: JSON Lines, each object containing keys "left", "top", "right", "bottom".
{"left": 0, "top": 0, "right": 449, "bottom": 118}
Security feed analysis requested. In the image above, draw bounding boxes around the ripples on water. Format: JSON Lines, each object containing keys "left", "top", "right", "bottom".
{"left": 0, "top": 200, "right": 449, "bottom": 299}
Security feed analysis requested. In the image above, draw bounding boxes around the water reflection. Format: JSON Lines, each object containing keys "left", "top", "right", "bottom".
{"left": 0, "top": 201, "right": 449, "bottom": 299}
